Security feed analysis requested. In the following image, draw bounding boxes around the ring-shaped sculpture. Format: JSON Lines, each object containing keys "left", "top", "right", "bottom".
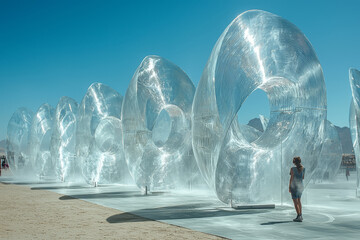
{"left": 192, "top": 10, "right": 327, "bottom": 204}
{"left": 28, "top": 103, "right": 55, "bottom": 178}
{"left": 76, "top": 82, "right": 128, "bottom": 185}
{"left": 122, "top": 55, "right": 197, "bottom": 191}
{"left": 51, "top": 96, "right": 79, "bottom": 182}
{"left": 6, "top": 108, "right": 33, "bottom": 172}
{"left": 349, "top": 68, "right": 360, "bottom": 197}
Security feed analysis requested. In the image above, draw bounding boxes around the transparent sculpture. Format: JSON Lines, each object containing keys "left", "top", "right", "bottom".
{"left": 51, "top": 96, "right": 79, "bottom": 182}
{"left": 313, "top": 120, "right": 342, "bottom": 182}
{"left": 6, "top": 108, "right": 33, "bottom": 172}
{"left": 28, "top": 104, "right": 55, "bottom": 178}
{"left": 192, "top": 10, "right": 327, "bottom": 204}
{"left": 349, "top": 68, "right": 360, "bottom": 197}
{"left": 76, "top": 82, "right": 128, "bottom": 185}
{"left": 122, "top": 55, "right": 199, "bottom": 191}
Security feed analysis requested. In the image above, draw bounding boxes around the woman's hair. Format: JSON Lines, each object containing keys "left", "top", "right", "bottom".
{"left": 293, "top": 156, "right": 303, "bottom": 170}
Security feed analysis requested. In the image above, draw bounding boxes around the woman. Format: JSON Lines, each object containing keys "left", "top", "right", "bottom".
{"left": 289, "top": 156, "right": 305, "bottom": 222}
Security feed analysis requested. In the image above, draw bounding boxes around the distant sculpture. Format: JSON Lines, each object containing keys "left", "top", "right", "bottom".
{"left": 51, "top": 96, "right": 78, "bottom": 182}
{"left": 122, "top": 55, "right": 199, "bottom": 191}
{"left": 349, "top": 68, "right": 360, "bottom": 197}
{"left": 192, "top": 10, "right": 327, "bottom": 204}
{"left": 28, "top": 104, "right": 55, "bottom": 178}
{"left": 6, "top": 108, "right": 33, "bottom": 172}
{"left": 76, "top": 83, "right": 128, "bottom": 185}
{"left": 313, "top": 120, "right": 342, "bottom": 182}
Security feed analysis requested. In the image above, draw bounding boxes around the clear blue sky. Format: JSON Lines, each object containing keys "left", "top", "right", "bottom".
{"left": 1, "top": 0, "right": 359, "bottom": 140}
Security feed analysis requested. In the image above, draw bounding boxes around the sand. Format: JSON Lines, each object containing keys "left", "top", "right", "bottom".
{"left": 0, "top": 182, "right": 224, "bottom": 240}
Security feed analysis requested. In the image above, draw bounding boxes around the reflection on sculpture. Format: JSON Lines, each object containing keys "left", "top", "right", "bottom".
{"left": 51, "top": 97, "right": 79, "bottom": 182}
{"left": 349, "top": 68, "right": 360, "bottom": 197}
{"left": 6, "top": 108, "right": 33, "bottom": 171}
{"left": 76, "top": 83, "right": 128, "bottom": 185}
{"left": 192, "top": 10, "right": 327, "bottom": 204}
{"left": 313, "top": 120, "right": 342, "bottom": 182}
{"left": 28, "top": 104, "right": 55, "bottom": 178}
{"left": 122, "top": 55, "right": 198, "bottom": 191}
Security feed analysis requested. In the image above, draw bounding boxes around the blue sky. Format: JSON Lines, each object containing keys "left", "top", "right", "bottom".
{"left": 1, "top": 0, "right": 359, "bottom": 140}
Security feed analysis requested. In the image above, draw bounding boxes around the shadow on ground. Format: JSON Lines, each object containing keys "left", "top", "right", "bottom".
{"left": 261, "top": 221, "right": 293, "bottom": 225}
{"left": 59, "top": 191, "right": 166, "bottom": 200}
{"left": 106, "top": 203, "right": 270, "bottom": 223}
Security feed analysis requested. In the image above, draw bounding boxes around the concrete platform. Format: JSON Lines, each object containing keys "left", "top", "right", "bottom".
{"left": 1, "top": 172, "right": 359, "bottom": 239}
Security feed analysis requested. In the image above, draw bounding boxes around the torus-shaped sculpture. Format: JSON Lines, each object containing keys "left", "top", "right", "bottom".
{"left": 349, "top": 68, "right": 360, "bottom": 197}
{"left": 76, "top": 83, "right": 128, "bottom": 185}
{"left": 51, "top": 96, "right": 79, "bottom": 182}
{"left": 28, "top": 103, "right": 55, "bottom": 178}
{"left": 192, "top": 10, "right": 327, "bottom": 204}
{"left": 122, "top": 55, "right": 198, "bottom": 191}
{"left": 6, "top": 108, "right": 33, "bottom": 172}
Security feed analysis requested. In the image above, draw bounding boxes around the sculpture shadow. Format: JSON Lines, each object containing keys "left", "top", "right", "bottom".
{"left": 107, "top": 203, "right": 270, "bottom": 223}
{"left": 59, "top": 191, "right": 166, "bottom": 200}
{"left": 31, "top": 185, "right": 88, "bottom": 190}
{"left": 2, "top": 181, "right": 59, "bottom": 185}
{"left": 260, "top": 221, "right": 293, "bottom": 225}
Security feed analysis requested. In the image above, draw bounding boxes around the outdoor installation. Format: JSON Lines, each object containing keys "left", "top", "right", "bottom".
{"left": 122, "top": 55, "right": 199, "bottom": 191}
{"left": 192, "top": 10, "right": 327, "bottom": 204}
{"left": 6, "top": 108, "right": 33, "bottom": 172}
{"left": 313, "top": 120, "right": 342, "bottom": 182}
{"left": 349, "top": 68, "right": 360, "bottom": 197}
{"left": 51, "top": 96, "right": 79, "bottom": 182}
{"left": 76, "top": 82, "right": 128, "bottom": 185}
{"left": 28, "top": 104, "right": 55, "bottom": 178}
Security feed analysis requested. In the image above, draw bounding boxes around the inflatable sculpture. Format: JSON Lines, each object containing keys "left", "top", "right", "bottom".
{"left": 6, "top": 108, "right": 33, "bottom": 172}
{"left": 76, "top": 83, "right": 128, "bottom": 185}
{"left": 192, "top": 10, "right": 327, "bottom": 204}
{"left": 349, "top": 68, "right": 360, "bottom": 197}
{"left": 28, "top": 104, "right": 55, "bottom": 178}
{"left": 51, "top": 96, "right": 79, "bottom": 182}
{"left": 313, "top": 120, "right": 342, "bottom": 182}
{"left": 122, "top": 55, "right": 198, "bottom": 191}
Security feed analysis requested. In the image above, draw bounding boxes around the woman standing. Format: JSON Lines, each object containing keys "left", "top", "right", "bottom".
{"left": 289, "top": 156, "right": 305, "bottom": 222}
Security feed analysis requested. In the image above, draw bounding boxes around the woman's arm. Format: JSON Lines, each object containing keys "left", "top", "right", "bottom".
{"left": 289, "top": 168, "right": 293, "bottom": 192}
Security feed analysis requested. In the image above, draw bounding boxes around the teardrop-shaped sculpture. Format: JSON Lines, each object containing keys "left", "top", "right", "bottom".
{"left": 28, "top": 103, "right": 55, "bottom": 178}
{"left": 6, "top": 107, "right": 33, "bottom": 173}
{"left": 192, "top": 10, "right": 327, "bottom": 204}
{"left": 76, "top": 82, "right": 128, "bottom": 185}
{"left": 122, "top": 55, "right": 198, "bottom": 190}
{"left": 313, "top": 120, "right": 342, "bottom": 182}
{"left": 349, "top": 68, "right": 360, "bottom": 197}
{"left": 51, "top": 96, "right": 79, "bottom": 182}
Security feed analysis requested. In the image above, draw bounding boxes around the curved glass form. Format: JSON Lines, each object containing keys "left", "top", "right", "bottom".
{"left": 313, "top": 120, "right": 342, "bottom": 182}
{"left": 349, "top": 68, "right": 360, "bottom": 197}
{"left": 6, "top": 108, "right": 33, "bottom": 172}
{"left": 192, "top": 10, "right": 327, "bottom": 204}
{"left": 28, "top": 104, "right": 55, "bottom": 178}
{"left": 51, "top": 96, "right": 79, "bottom": 182}
{"left": 76, "top": 82, "right": 127, "bottom": 185}
{"left": 122, "top": 55, "right": 198, "bottom": 191}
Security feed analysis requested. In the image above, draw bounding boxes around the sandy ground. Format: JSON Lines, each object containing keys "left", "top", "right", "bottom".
{"left": 0, "top": 180, "right": 224, "bottom": 239}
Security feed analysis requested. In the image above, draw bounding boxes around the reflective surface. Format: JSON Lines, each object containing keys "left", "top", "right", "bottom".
{"left": 192, "top": 10, "right": 327, "bottom": 204}
{"left": 122, "top": 55, "right": 199, "bottom": 190}
{"left": 51, "top": 97, "right": 79, "bottom": 182}
{"left": 349, "top": 68, "right": 360, "bottom": 196}
{"left": 28, "top": 104, "right": 55, "bottom": 178}
{"left": 6, "top": 108, "right": 33, "bottom": 171}
{"left": 313, "top": 120, "right": 342, "bottom": 182}
{"left": 76, "top": 83, "right": 128, "bottom": 185}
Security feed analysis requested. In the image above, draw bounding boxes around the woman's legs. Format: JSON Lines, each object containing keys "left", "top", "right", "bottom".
{"left": 298, "top": 198, "right": 302, "bottom": 215}
{"left": 292, "top": 199, "right": 300, "bottom": 215}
